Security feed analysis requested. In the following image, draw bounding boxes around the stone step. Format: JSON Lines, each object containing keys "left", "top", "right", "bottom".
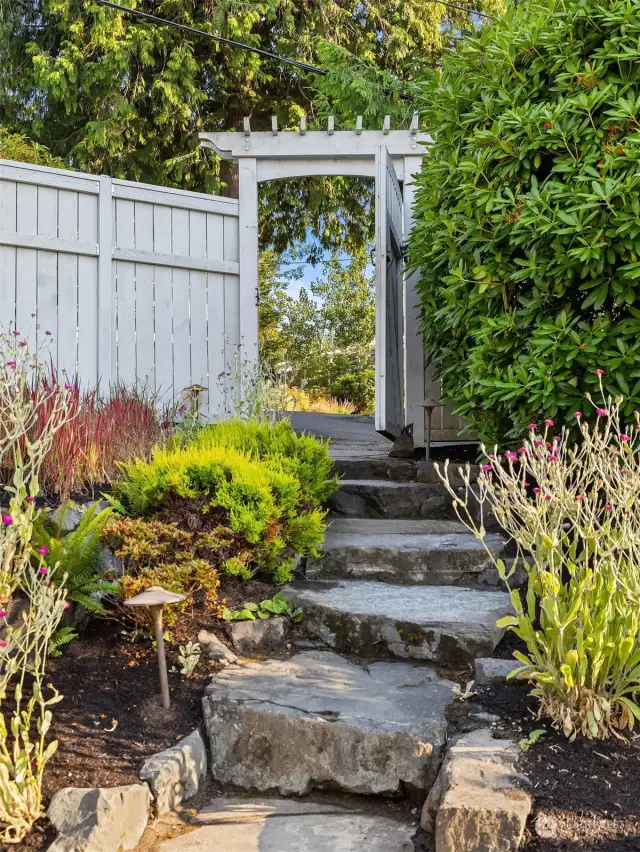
{"left": 327, "top": 479, "right": 449, "bottom": 519}
{"left": 308, "top": 518, "right": 505, "bottom": 585}
{"left": 159, "top": 796, "right": 415, "bottom": 851}
{"left": 202, "top": 650, "right": 454, "bottom": 797}
{"left": 284, "top": 581, "right": 511, "bottom": 665}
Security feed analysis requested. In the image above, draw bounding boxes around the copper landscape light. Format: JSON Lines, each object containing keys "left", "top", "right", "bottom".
{"left": 124, "top": 585, "right": 185, "bottom": 709}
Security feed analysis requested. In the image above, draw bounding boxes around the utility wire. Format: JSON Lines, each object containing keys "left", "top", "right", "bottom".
{"left": 92, "top": 0, "right": 494, "bottom": 80}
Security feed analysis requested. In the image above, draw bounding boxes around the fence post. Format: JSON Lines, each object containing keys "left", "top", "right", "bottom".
{"left": 237, "top": 158, "right": 259, "bottom": 372}
{"left": 97, "top": 175, "right": 113, "bottom": 390}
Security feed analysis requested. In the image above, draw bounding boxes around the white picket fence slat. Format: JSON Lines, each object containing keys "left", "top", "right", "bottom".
{"left": 0, "top": 160, "right": 242, "bottom": 419}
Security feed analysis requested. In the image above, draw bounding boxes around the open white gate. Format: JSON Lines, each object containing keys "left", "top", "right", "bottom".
{"left": 375, "top": 146, "right": 404, "bottom": 439}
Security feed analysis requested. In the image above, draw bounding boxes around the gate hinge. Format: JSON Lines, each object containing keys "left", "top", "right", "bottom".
{"left": 400, "top": 242, "right": 410, "bottom": 263}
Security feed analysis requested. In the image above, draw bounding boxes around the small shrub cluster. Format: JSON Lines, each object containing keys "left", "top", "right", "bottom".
{"left": 223, "top": 591, "right": 303, "bottom": 623}
{"left": 438, "top": 384, "right": 640, "bottom": 740}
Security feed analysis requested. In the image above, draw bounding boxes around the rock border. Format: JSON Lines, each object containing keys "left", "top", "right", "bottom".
{"left": 47, "top": 727, "right": 207, "bottom": 849}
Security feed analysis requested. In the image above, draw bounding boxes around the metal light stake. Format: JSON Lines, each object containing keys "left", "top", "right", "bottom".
{"left": 421, "top": 397, "right": 443, "bottom": 462}
{"left": 124, "top": 585, "right": 185, "bottom": 709}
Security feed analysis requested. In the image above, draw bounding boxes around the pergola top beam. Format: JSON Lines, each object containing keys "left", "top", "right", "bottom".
{"left": 200, "top": 128, "right": 431, "bottom": 161}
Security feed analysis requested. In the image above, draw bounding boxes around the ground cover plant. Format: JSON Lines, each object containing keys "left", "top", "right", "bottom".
{"left": 411, "top": 0, "right": 640, "bottom": 444}
{"left": 438, "top": 384, "right": 640, "bottom": 740}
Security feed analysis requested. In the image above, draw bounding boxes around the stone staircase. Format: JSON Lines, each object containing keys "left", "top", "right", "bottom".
{"left": 190, "top": 458, "right": 513, "bottom": 851}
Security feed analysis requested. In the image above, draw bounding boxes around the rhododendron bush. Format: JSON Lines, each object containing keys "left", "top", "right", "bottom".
{"left": 438, "top": 384, "right": 640, "bottom": 740}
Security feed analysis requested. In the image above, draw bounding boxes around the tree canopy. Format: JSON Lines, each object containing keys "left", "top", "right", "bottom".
{"left": 411, "top": 0, "right": 640, "bottom": 444}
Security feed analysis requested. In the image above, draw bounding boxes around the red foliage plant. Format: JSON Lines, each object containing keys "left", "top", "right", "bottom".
{"left": 28, "top": 368, "right": 162, "bottom": 500}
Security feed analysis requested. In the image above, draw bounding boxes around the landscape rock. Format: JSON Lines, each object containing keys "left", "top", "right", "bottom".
{"left": 227, "top": 616, "right": 291, "bottom": 655}
{"left": 326, "top": 479, "right": 448, "bottom": 520}
{"left": 140, "top": 729, "right": 207, "bottom": 814}
{"left": 416, "top": 461, "right": 480, "bottom": 487}
{"left": 331, "top": 456, "right": 417, "bottom": 482}
{"left": 47, "top": 506, "right": 83, "bottom": 533}
{"left": 202, "top": 650, "right": 454, "bottom": 796}
{"left": 474, "top": 657, "right": 522, "bottom": 685}
{"left": 198, "top": 629, "right": 238, "bottom": 662}
{"left": 421, "top": 728, "right": 532, "bottom": 852}
{"left": 158, "top": 796, "right": 415, "bottom": 851}
{"left": 48, "top": 783, "right": 152, "bottom": 851}
{"left": 96, "top": 546, "right": 124, "bottom": 577}
{"left": 285, "top": 581, "right": 510, "bottom": 665}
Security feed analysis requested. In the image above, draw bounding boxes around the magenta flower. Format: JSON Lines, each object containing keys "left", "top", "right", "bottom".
{"left": 2, "top": 515, "right": 12, "bottom": 526}
{"left": 38, "top": 546, "right": 49, "bottom": 556}
{"left": 25, "top": 496, "right": 35, "bottom": 504}
{"left": 0, "top": 610, "right": 6, "bottom": 618}
{"left": 6, "top": 361, "right": 15, "bottom": 368}
{"left": 534, "top": 440, "right": 543, "bottom": 447}
{"left": 544, "top": 419, "right": 554, "bottom": 427}
{"left": 528, "top": 423, "right": 537, "bottom": 431}
{"left": 488, "top": 454, "right": 496, "bottom": 459}
{"left": 596, "top": 408, "right": 608, "bottom": 417}
{"left": 574, "top": 411, "right": 582, "bottom": 418}
{"left": 0, "top": 640, "right": 6, "bottom": 648}
{"left": 64, "top": 601, "right": 71, "bottom": 609}
{"left": 11, "top": 330, "right": 19, "bottom": 336}
{"left": 576, "top": 495, "right": 585, "bottom": 502}
{"left": 39, "top": 566, "right": 48, "bottom": 575}
{"left": 544, "top": 494, "right": 552, "bottom": 501}
{"left": 518, "top": 447, "right": 528, "bottom": 455}
{"left": 621, "top": 434, "right": 631, "bottom": 442}
{"left": 64, "top": 383, "right": 72, "bottom": 391}
{"left": 19, "top": 340, "right": 27, "bottom": 348}
{"left": 605, "top": 503, "right": 613, "bottom": 511}
{"left": 45, "top": 330, "right": 51, "bottom": 336}
{"left": 481, "top": 464, "right": 492, "bottom": 471}
{"left": 505, "top": 451, "right": 518, "bottom": 461}
{"left": 533, "top": 487, "right": 541, "bottom": 494}
{"left": 596, "top": 369, "right": 605, "bottom": 376}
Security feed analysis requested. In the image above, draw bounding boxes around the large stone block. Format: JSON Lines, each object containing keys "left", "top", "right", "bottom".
{"left": 202, "top": 651, "right": 454, "bottom": 796}
{"left": 140, "top": 728, "right": 207, "bottom": 814}
{"left": 47, "top": 783, "right": 152, "bottom": 851}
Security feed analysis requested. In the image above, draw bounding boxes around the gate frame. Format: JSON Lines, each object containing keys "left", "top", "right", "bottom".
{"left": 200, "top": 118, "right": 431, "bottom": 447}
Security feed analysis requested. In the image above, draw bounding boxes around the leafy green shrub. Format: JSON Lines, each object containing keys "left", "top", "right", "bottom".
{"left": 0, "top": 127, "right": 67, "bottom": 169}
{"left": 190, "top": 418, "right": 337, "bottom": 506}
{"left": 113, "top": 425, "right": 331, "bottom": 584}
{"left": 437, "top": 392, "right": 640, "bottom": 740}
{"left": 31, "top": 502, "right": 118, "bottom": 616}
{"left": 411, "top": 0, "right": 640, "bottom": 444}
{"left": 331, "top": 369, "right": 375, "bottom": 414}
{"left": 223, "top": 592, "right": 303, "bottom": 623}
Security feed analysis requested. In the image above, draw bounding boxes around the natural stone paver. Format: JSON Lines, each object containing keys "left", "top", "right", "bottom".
{"left": 474, "top": 657, "right": 522, "bottom": 685}
{"left": 421, "top": 728, "right": 532, "bottom": 852}
{"left": 285, "top": 581, "right": 510, "bottom": 664}
{"left": 202, "top": 650, "right": 454, "bottom": 796}
{"left": 140, "top": 729, "right": 207, "bottom": 814}
{"left": 307, "top": 519, "right": 505, "bottom": 585}
{"left": 158, "top": 796, "right": 415, "bottom": 851}
{"left": 228, "top": 616, "right": 291, "bottom": 654}
{"left": 48, "top": 783, "right": 152, "bottom": 851}
{"left": 327, "top": 479, "right": 447, "bottom": 519}
{"left": 197, "top": 629, "right": 238, "bottom": 662}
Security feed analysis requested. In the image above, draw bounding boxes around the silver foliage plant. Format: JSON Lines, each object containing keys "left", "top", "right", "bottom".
{"left": 437, "top": 381, "right": 640, "bottom": 740}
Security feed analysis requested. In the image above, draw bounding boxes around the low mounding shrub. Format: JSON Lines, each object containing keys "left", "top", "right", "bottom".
{"left": 189, "top": 418, "right": 338, "bottom": 507}
{"left": 411, "top": 0, "right": 640, "bottom": 444}
{"left": 437, "top": 386, "right": 640, "bottom": 740}
{"left": 113, "top": 420, "right": 334, "bottom": 584}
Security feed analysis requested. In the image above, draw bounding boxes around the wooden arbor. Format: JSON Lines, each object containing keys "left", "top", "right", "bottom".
{"left": 200, "top": 116, "right": 432, "bottom": 447}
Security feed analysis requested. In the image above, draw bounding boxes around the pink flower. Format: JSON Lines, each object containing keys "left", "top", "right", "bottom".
{"left": 505, "top": 451, "right": 518, "bottom": 461}
{"left": 574, "top": 411, "right": 582, "bottom": 418}
{"left": 533, "top": 487, "right": 541, "bottom": 494}
{"left": 621, "top": 434, "right": 631, "bottom": 442}
{"left": 0, "top": 640, "right": 6, "bottom": 648}
{"left": 488, "top": 454, "right": 496, "bottom": 459}
{"left": 30, "top": 313, "right": 35, "bottom": 318}
{"left": 596, "top": 369, "right": 605, "bottom": 376}
{"left": 534, "top": 440, "right": 543, "bottom": 447}
{"left": 518, "top": 447, "right": 528, "bottom": 455}
{"left": 64, "top": 601, "right": 71, "bottom": 609}
{"left": 64, "top": 383, "right": 72, "bottom": 391}
{"left": 576, "top": 495, "right": 585, "bottom": 502}
{"left": 2, "top": 515, "right": 12, "bottom": 526}
{"left": 0, "top": 610, "right": 6, "bottom": 618}
{"left": 45, "top": 330, "right": 51, "bottom": 336}
{"left": 19, "top": 340, "right": 27, "bottom": 347}
{"left": 596, "top": 408, "right": 608, "bottom": 417}
{"left": 544, "top": 494, "right": 552, "bottom": 501}
{"left": 25, "top": 496, "right": 35, "bottom": 504}
{"left": 545, "top": 419, "right": 554, "bottom": 427}
{"left": 38, "top": 546, "right": 49, "bottom": 556}
{"left": 482, "top": 464, "right": 492, "bottom": 471}
{"left": 605, "top": 503, "right": 613, "bottom": 511}
{"left": 6, "top": 361, "right": 15, "bottom": 368}
{"left": 528, "top": 423, "right": 537, "bottom": 431}
{"left": 39, "top": 566, "right": 48, "bottom": 575}
{"left": 12, "top": 330, "right": 19, "bottom": 336}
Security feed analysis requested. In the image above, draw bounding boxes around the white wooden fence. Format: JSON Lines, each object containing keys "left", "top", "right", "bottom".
{"left": 0, "top": 159, "right": 241, "bottom": 418}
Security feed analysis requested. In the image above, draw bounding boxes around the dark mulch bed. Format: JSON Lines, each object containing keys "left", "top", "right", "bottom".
{"left": 6, "top": 576, "right": 275, "bottom": 851}
{"left": 477, "top": 634, "right": 640, "bottom": 851}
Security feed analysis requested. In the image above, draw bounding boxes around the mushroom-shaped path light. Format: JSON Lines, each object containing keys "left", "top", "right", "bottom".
{"left": 124, "top": 586, "right": 185, "bottom": 709}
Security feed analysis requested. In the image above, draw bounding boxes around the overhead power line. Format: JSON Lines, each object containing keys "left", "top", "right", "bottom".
{"left": 92, "top": 0, "right": 495, "bottom": 80}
